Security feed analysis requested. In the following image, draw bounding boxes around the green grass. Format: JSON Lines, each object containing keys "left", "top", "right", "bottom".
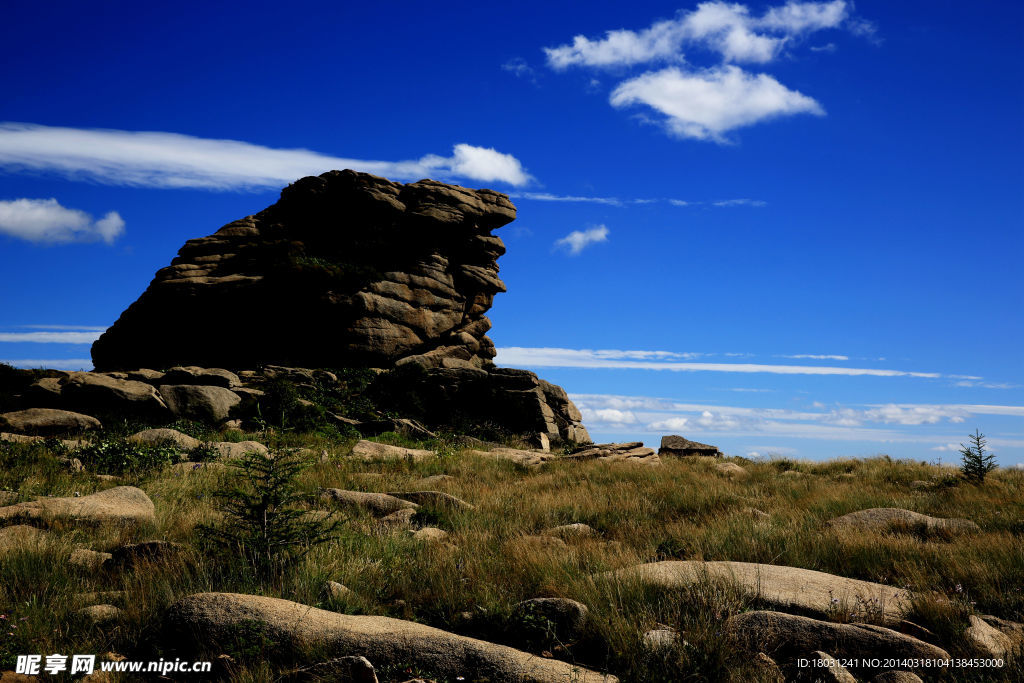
{"left": 1, "top": 432, "right": 1022, "bottom": 681}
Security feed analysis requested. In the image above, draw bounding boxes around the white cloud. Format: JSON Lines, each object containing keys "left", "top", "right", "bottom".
{"left": 512, "top": 192, "right": 623, "bottom": 206}
{"left": 1, "top": 358, "right": 93, "bottom": 370}
{"left": 0, "top": 123, "right": 532, "bottom": 190}
{"left": 783, "top": 353, "right": 849, "bottom": 360}
{"left": 0, "top": 198, "right": 124, "bottom": 244}
{"left": 495, "top": 346, "right": 940, "bottom": 377}
{"left": 502, "top": 57, "right": 536, "bottom": 80}
{"left": 931, "top": 443, "right": 962, "bottom": 452}
{"left": 544, "top": 1, "right": 850, "bottom": 69}
{"left": 554, "top": 225, "right": 609, "bottom": 255}
{"left": 712, "top": 198, "right": 768, "bottom": 207}
{"left": 610, "top": 65, "right": 824, "bottom": 142}
{"left": 648, "top": 417, "right": 690, "bottom": 431}
{"left": 17, "top": 325, "right": 107, "bottom": 331}
{"left": 586, "top": 408, "right": 640, "bottom": 425}
{"left": 0, "top": 330, "right": 103, "bottom": 344}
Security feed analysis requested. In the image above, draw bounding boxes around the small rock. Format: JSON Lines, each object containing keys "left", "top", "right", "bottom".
{"left": 411, "top": 527, "right": 449, "bottom": 543}
{"left": 159, "top": 385, "right": 241, "bottom": 423}
{"left": 349, "top": 440, "right": 435, "bottom": 462}
{"left": 210, "top": 440, "right": 269, "bottom": 459}
{"left": 513, "top": 597, "right": 589, "bottom": 642}
{"left": 965, "top": 614, "right": 1014, "bottom": 658}
{"left": 810, "top": 651, "right": 857, "bottom": 682}
{"left": 321, "top": 489, "right": 419, "bottom": 516}
{"left": 323, "top": 580, "right": 352, "bottom": 600}
{"left": 0, "top": 491, "right": 17, "bottom": 505}
{"left": 544, "top": 523, "right": 597, "bottom": 539}
{"left": 0, "top": 408, "right": 101, "bottom": 436}
{"left": 715, "top": 462, "right": 748, "bottom": 479}
{"left": 77, "top": 604, "right": 122, "bottom": 626}
{"left": 385, "top": 490, "right": 474, "bottom": 510}
{"left": 129, "top": 428, "right": 200, "bottom": 450}
{"left": 378, "top": 508, "right": 417, "bottom": 527}
{"left": 641, "top": 628, "right": 680, "bottom": 651}
{"left": 414, "top": 474, "right": 454, "bottom": 487}
{"left": 751, "top": 652, "right": 784, "bottom": 683}
{"left": 69, "top": 548, "right": 112, "bottom": 570}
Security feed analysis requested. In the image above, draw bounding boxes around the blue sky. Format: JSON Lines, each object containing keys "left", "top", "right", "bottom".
{"left": 1, "top": 1, "right": 1021, "bottom": 465}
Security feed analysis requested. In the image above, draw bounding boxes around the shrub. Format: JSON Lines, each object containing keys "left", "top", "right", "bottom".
{"left": 76, "top": 438, "right": 180, "bottom": 475}
{"left": 198, "top": 449, "right": 343, "bottom": 579}
{"left": 960, "top": 429, "right": 997, "bottom": 483}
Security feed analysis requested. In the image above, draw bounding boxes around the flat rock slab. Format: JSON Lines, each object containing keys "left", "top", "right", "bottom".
{"left": 129, "top": 428, "right": 201, "bottom": 450}
{"left": 828, "top": 508, "right": 980, "bottom": 534}
{"left": 0, "top": 486, "right": 155, "bottom": 527}
{"left": 210, "top": 440, "right": 269, "bottom": 459}
{"left": 321, "top": 489, "right": 419, "bottom": 516}
{"left": 726, "top": 611, "right": 949, "bottom": 674}
{"left": 168, "top": 592, "right": 616, "bottom": 682}
{"left": 385, "top": 490, "right": 474, "bottom": 510}
{"left": 601, "top": 561, "right": 912, "bottom": 625}
{"left": 564, "top": 442, "right": 660, "bottom": 465}
{"left": 350, "top": 440, "right": 435, "bottom": 462}
{"left": 467, "top": 448, "right": 553, "bottom": 468}
{"left": 0, "top": 408, "right": 101, "bottom": 435}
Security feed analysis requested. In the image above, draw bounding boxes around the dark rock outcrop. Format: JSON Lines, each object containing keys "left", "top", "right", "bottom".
{"left": 658, "top": 435, "right": 720, "bottom": 457}
{"left": 92, "top": 170, "right": 515, "bottom": 372}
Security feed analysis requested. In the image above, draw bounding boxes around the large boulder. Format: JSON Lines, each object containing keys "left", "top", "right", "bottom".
{"left": 320, "top": 489, "right": 419, "bottom": 517}
{"left": 658, "top": 435, "right": 720, "bottom": 457}
{"left": 601, "top": 561, "right": 913, "bottom": 625}
{"left": 0, "top": 408, "right": 101, "bottom": 435}
{"left": 167, "top": 592, "right": 616, "bottom": 682}
{"left": 725, "top": 611, "right": 949, "bottom": 675}
{"left": 59, "top": 372, "right": 169, "bottom": 418}
{"left": 160, "top": 366, "right": 242, "bottom": 388}
{"left": 0, "top": 486, "right": 155, "bottom": 526}
{"left": 828, "top": 508, "right": 980, "bottom": 535}
{"left": 159, "top": 385, "right": 241, "bottom": 423}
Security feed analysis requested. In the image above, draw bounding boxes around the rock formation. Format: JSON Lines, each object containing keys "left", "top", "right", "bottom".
{"left": 92, "top": 170, "right": 515, "bottom": 371}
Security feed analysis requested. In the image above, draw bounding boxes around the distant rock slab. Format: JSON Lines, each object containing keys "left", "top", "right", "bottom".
{"left": 658, "top": 435, "right": 720, "bottom": 457}
{"left": 565, "top": 442, "right": 660, "bottom": 465}
{"left": 601, "top": 561, "right": 913, "bottom": 625}
{"left": 129, "top": 428, "right": 201, "bottom": 450}
{"left": 321, "top": 489, "right": 419, "bottom": 516}
{"left": 167, "top": 592, "right": 617, "bottom": 682}
{"left": 828, "top": 508, "right": 980, "bottom": 534}
{"left": 0, "top": 408, "right": 101, "bottom": 435}
{"left": 349, "top": 440, "right": 435, "bottom": 462}
{"left": 0, "top": 486, "right": 155, "bottom": 527}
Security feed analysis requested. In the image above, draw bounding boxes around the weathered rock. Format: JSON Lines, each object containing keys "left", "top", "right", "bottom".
{"left": 810, "top": 651, "right": 857, "bottom": 682}
{"left": 512, "top": 598, "right": 589, "bottom": 642}
{"left": 126, "top": 369, "right": 165, "bottom": 383}
{"left": 468, "top": 447, "right": 553, "bottom": 468}
{"left": 565, "top": 442, "right": 660, "bottom": 465}
{"left": 324, "top": 581, "right": 353, "bottom": 600}
{"left": 378, "top": 508, "right": 417, "bottom": 526}
{"left": 715, "top": 462, "right": 748, "bottom": 479}
{"left": 828, "top": 508, "right": 980, "bottom": 535}
{"left": 0, "top": 524, "right": 47, "bottom": 553}
{"left": 0, "top": 408, "right": 101, "bottom": 435}
{"left": 321, "top": 489, "right": 419, "bottom": 516}
{"left": 385, "top": 490, "right": 474, "bottom": 510}
{"left": 411, "top": 527, "right": 449, "bottom": 543}
{"left": 414, "top": 474, "right": 455, "bottom": 487}
{"left": 210, "top": 440, "right": 268, "bottom": 459}
{"left": 725, "top": 611, "right": 948, "bottom": 674}
{"left": 167, "top": 592, "right": 616, "bottom": 682}
{"left": 129, "top": 428, "right": 201, "bottom": 450}
{"left": 658, "top": 435, "right": 720, "bottom": 457}
{"left": 160, "top": 366, "right": 241, "bottom": 388}
{"left": 751, "top": 652, "right": 784, "bottom": 682}
{"left": 0, "top": 491, "right": 18, "bottom": 505}
{"left": 544, "top": 523, "right": 597, "bottom": 540}
{"left": 965, "top": 614, "right": 1014, "bottom": 658}
{"left": 159, "top": 385, "right": 241, "bottom": 423}
{"left": 349, "top": 440, "right": 435, "bottom": 462}
{"left": 69, "top": 548, "right": 112, "bottom": 570}
{"left": 601, "top": 561, "right": 912, "bottom": 625}
{"left": 60, "top": 372, "right": 169, "bottom": 418}
{"left": 641, "top": 628, "right": 680, "bottom": 651}
{"left": 0, "top": 486, "right": 155, "bottom": 526}
{"left": 77, "top": 604, "right": 122, "bottom": 626}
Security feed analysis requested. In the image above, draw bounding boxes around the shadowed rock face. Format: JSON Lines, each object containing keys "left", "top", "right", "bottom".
{"left": 92, "top": 170, "right": 516, "bottom": 371}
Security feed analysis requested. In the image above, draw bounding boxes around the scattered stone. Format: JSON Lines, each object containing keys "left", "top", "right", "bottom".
{"left": 0, "top": 524, "right": 47, "bottom": 553}
{"left": 641, "top": 628, "right": 680, "bottom": 651}
{"left": 965, "top": 614, "right": 1014, "bottom": 658}
{"left": 109, "top": 540, "right": 186, "bottom": 568}
{"left": 725, "top": 611, "right": 949, "bottom": 674}
{"left": 159, "top": 385, "right": 241, "bottom": 423}
{"left": 658, "top": 435, "right": 720, "bottom": 457}
{"left": 129, "top": 428, "right": 200, "bottom": 450}
{"left": 544, "top": 523, "right": 597, "bottom": 540}
{"left": 349, "top": 440, "right": 435, "bottom": 462}
{"left": 602, "top": 561, "right": 912, "bottom": 625}
{"left": 751, "top": 652, "right": 784, "bottom": 682}
{"left": 385, "top": 490, "right": 474, "bottom": 510}
{"left": 378, "top": 508, "right": 417, "bottom": 527}
{"left": 873, "top": 672, "right": 923, "bottom": 683}
{"left": 160, "top": 366, "right": 242, "bottom": 389}
{"left": 411, "top": 527, "right": 449, "bottom": 543}
{"left": 221, "top": 418, "right": 244, "bottom": 431}
{"left": 60, "top": 372, "right": 169, "bottom": 418}
{"left": 77, "top": 604, "right": 123, "bottom": 626}
{"left": 0, "top": 491, "right": 17, "bottom": 505}
{"left": 513, "top": 597, "right": 589, "bottom": 642}
{"left": 209, "top": 440, "right": 269, "bottom": 459}
{"left": 321, "top": 489, "right": 419, "bottom": 517}
{"left": 0, "top": 486, "right": 155, "bottom": 527}
{"left": 715, "top": 462, "right": 748, "bottom": 478}
{"left": 565, "top": 442, "right": 660, "bottom": 465}
{"left": 167, "top": 592, "right": 616, "bottom": 682}
{"left": 828, "top": 508, "right": 980, "bottom": 535}
{"left": 0, "top": 408, "right": 101, "bottom": 435}
{"left": 810, "top": 651, "right": 857, "bottom": 682}
{"left": 413, "top": 474, "right": 454, "bottom": 487}
{"left": 467, "top": 447, "right": 552, "bottom": 468}
{"left": 283, "top": 655, "right": 378, "bottom": 683}
{"left": 69, "top": 548, "right": 112, "bottom": 570}
{"left": 324, "top": 581, "right": 352, "bottom": 601}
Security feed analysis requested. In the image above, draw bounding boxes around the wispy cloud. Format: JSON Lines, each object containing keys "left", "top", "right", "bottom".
{"left": 544, "top": 1, "right": 852, "bottom": 69}
{"left": 0, "top": 198, "right": 124, "bottom": 245}
{"left": 0, "top": 330, "right": 103, "bottom": 344}
{"left": 0, "top": 123, "right": 533, "bottom": 190}
{"left": 782, "top": 353, "right": 849, "bottom": 361}
{"left": 502, "top": 57, "right": 537, "bottom": 83}
{"left": 1, "top": 358, "right": 93, "bottom": 370}
{"left": 712, "top": 198, "right": 768, "bottom": 207}
{"left": 511, "top": 192, "right": 763, "bottom": 207}
{"left": 496, "top": 347, "right": 940, "bottom": 377}
{"left": 611, "top": 65, "right": 824, "bottom": 142}
{"left": 512, "top": 192, "right": 623, "bottom": 206}
{"left": 554, "top": 225, "right": 609, "bottom": 255}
